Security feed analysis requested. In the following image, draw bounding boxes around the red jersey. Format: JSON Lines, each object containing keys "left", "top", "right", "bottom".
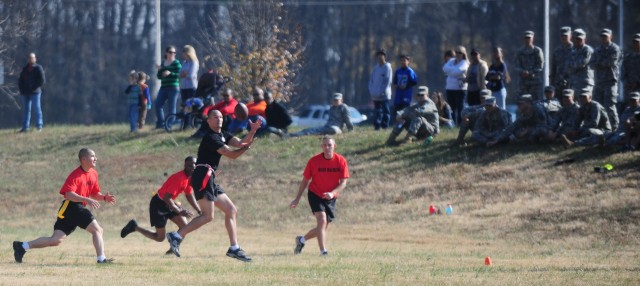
{"left": 156, "top": 170, "right": 193, "bottom": 200}
{"left": 303, "top": 153, "right": 349, "bottom": 198}
{"left": 59, "top": 166, "right": 101, "bottom": 206}
{"left": 203, "top": 98, "right": 238, "bottom": 117}
{"left": 247, "top": 100, "right": 267, "bottom": 118}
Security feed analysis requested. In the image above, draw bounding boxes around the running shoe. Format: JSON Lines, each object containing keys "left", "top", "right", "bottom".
{"left": 294, "top": 236, "right": 305, "bottom": 254}
{"left": 120, "top": 219, "right": 138, "bottom": 238}
{"left": 226, "top": 248, "right": 252, "bottom": 262}
{"left": 166, "top": 232, "right": 182, "bottom": 257}
{"left": 13, "top": 241, "right": 25, "bottom": 263}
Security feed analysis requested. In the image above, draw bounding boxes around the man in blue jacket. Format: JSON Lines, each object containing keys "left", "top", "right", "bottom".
{"left": 392, "top": 54, "right": 418, "bottom": 118}
{"left": 368, "top": 48, "right": 393, "bottom": 130}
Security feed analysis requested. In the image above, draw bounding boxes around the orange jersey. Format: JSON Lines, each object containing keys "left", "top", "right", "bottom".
{"left": 156, "top": 170, "right": 193, "bottom": 200}
{"left": 59, "top": 166, "right": 101, "bottom": 205}
{"left": 247, "top": 100, "right": 267, "bottom": 118}
{"left": 303, "top": 153, "right": 349, "bottom": 198}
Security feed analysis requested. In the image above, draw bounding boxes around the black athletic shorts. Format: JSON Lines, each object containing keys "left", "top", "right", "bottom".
{"left": 149, "top": 195, "right": 177, "bottom": 228}
{"left": 308, "top": 191, "right": 337, "bottom": 223}
{"left": 53, "top": 200, "right": 95, "bottom": 235}
{"left": 191, "top": 166, "right": 225, "bottom": 201}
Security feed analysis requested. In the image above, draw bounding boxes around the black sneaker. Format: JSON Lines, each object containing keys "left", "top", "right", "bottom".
{"left": 294, "top": 236, "right": 305, "bottom": 254}
{"left": 13, "top": 241, "right": 26, "bottom": 263}
{"left": 226, "top": 248, "right": 252, "bottom": 262}
{"left": 120, "top": 219, "right": 138, "bottom": 238}
{"left": 97, "top": 258, "right": 115, "bottom": 264}
{"left": 166, "top": 232, "right": 182, "bottom": 257}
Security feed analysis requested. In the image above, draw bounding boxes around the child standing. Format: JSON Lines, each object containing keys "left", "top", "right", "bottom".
{"left": 125, "top": 71, "right": 151, "bottom": 132}
{"left": 137, "top": 72, "right": 151, "bottom": 130}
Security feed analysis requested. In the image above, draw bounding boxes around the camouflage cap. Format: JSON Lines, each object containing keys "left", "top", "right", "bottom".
{"left": 479, "top": 89, "right": 492, "bottom": 98}
{"left": 573, "top": 29, "right": 586, "bottom": 39}
{"left": 332, "top": 92, "right": 343, "bottom": 100}
{"left": 484, "top": 97, "right": 496, "bottom": 106}
{"left": 634, "top": 33, "right": 640, "bottom": 42}
{"left": 600, "top": 28, "right": 612, "bottom": 37}
{"left": 524, "top": 30, "right": 534, "bottom": 38}
{"left": 579, "top": 89, "right": 592, "bottom": 97}
{"left": 544, "top": 85, "right": 555, "bottom": 92}
{"left": 562, "top": 89, "right": 575, "bottom": 97}
{"left": 560, "top": 26, "right": 572, "bottom": 36}
{"left": 417, "top": 86, "right": 429, "bottom": 95}
{"left": 628, "top": 92, "right": 640, "bottom": 100}
{"left": 518, "top": 94, "right": 533, "bottom": 103}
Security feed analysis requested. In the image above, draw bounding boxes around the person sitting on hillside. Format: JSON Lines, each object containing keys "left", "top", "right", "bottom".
{"left": 264, "top": 90, "right": 292, "bottom": 138}
{"left": 431, "top": 91, "right": 454, "bottom": 129}
{"left": 191, "top": 88, "right": 238, "bottom": 138}
{"left": 454, "top": 89, "right": 492, "bottom": 146}
{"left": 539, "top": 85, "right": 562, "bottom": 120}
{"left": 289, "top": 93, "right": 353, "bottom": 137}
{"left": 385, "top": 86, "right": 439, "bottom": 146}
{"left": 228, "top": 87, "right": 268, "bottom": 135}
{"left": 561, "top": 90, "right": 611, "bottom": 148}
{"left": 547, "top": 89, "right": 581, "bottom": 142}
{"left": 488, "top": 94, "right": 549, "bottom": 147}
{"left": 472, "top": 96, "right": 512, "bottom": 147}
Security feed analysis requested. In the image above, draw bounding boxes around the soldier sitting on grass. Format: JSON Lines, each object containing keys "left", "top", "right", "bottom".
{"left": 385, "top": 86, "right": 439, "bottom": 146}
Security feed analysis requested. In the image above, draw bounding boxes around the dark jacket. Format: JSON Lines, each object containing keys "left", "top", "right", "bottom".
{"left": 18, "top": 64, "right": 45, "bottom": 95}
{"left": 265, "top": 101, "right": 292, "bottom": 129}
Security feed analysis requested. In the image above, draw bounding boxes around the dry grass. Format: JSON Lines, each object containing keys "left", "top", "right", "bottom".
{"left": 0, "top": 124, "right": 639, "bottom": 285}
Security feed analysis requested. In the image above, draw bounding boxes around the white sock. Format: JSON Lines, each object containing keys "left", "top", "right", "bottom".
{"left": 320, "top": 249, "right": 327, "bottom": 254}
{"left": 97, "top": 255, "right": 106, "bottom": 261}
{"left": 229, "top": 245, "right": 240, "bottom": 251}
{"left": 22, "top": 242, "right": 30, "bottom": 251}
{"left": 299, "top": 237, "right": 306, "bottom": 244}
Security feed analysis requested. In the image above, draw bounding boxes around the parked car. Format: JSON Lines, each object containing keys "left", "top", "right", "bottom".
{"left": 291, "top": 104, "right": 368, "bottom": 127}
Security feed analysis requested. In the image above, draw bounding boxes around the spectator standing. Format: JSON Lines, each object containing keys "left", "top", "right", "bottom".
{"left": 515, "top": 31, "right": 544, "bottom": 100}
{"left": 290, "top": 135, "right": 349, "bottom": 256}
{"left": 392, "top": 54, "right": 418, "bottom": 117}
{"left": 550, "top": 27, "right": 574, "bottom": 93}
{"left": 289, "top": 93, "right": 353, "bottom": 137}
{"left": 18, "top": 52, "right": 46, "bottom": 132}
{"left": 179, "top": 45, "right": 199, "bottom": 104}
{"left": 443, "top": 46, "right": 469, "bottom": 125}
{"left": 592, "top": 28, "right": 622, "bottom": 130}
{"left": 155, "top": 46, "right": 182, "bottom": 129}
{"left": 466, "top": 48, "right": 488, "bottom": 106}
{"left": 125, "top": 71, "right": 151, "bottom": 132}
{"left": 264, "top": 91, "right": 292, "bottom": 138}
{"left": 368, "top": 48, "right": 393, "bottom": 130}
{"left": 567, "top": 29, "right": 594, "bottom": 95}
{"left": 486, "top": 47, "right": 510, "bottom": 109}
{"left": 136, "top": 72, "right": 152, "bottom": 130}
{"left": 622, "top": 34, "right": 640, "bottom": 92}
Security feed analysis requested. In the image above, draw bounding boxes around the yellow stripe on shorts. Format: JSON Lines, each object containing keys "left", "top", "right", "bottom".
{"left": 57, "top": 200, "right": 70, "bottom": 219}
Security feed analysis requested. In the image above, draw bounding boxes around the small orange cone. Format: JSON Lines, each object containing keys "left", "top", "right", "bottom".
{"left": 484, "top": 256, "right": 492, "bottom": 266}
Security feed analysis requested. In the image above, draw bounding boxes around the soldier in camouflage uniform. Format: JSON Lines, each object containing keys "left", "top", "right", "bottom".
{"left": 622, "top": 34, "right": 640, "bottom": 93}
{"left": 454, "top": 89, "right": 492, "bottom": 145}
{"left": 567, "top": 29, "right": 594, "bottom": 94}
{"left": 591, "top": 28, "right": 622, "bottom": 130}
{"left": 515, "top": 31, "right": 544, "bottom": 100}
{"left": 539, "top": 85, "right": 562, "bottom": 120}
{"left": 561, "top": 90, "right": 611, "bottom": 147}
{"left": 472, "top": 96, "right": 512, "bottom": 147}
{"left": 488, "top": 94, "right": 549, "bottom": 146}
{"left": 550, "top": 27, "right": 574, "bottom": 94}
{"left": 386, "top": 86, "right": 439, "bottom": 146}
{"left": 548, "top": 89, "right": 581, "bottom": 142}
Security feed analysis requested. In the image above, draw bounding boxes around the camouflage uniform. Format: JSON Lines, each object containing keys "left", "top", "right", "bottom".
{"left": 622, "top": 51, "right": 640, "bottom": 92}
{"left": 455, "top": 105, "right": 485, "bottom": 143}
{"left": 567, "top": 45, "right": 594, "bottom": 94}
{"left": 550, "top": 43, "right": 573, "bottom": 92}
{"left": 515, "top": 46, "right": 544, "bottom": 100}
{"left": 577, "top": 100, "right": 611, "bottom": 139}
{"left": 551, "top": 103, "right": 581, "bottom": 137}
{"left": 497, "top": 103, "right": 549, "bottom": 143}
{"left": 389, "top": 99, "right": 440, "bottom": 140}
{"left": 592, "top": 41, "right": 622, "bottom": 129}
{"left": 538, "top": 98, "right": 562, "bottom": 122}
{"left": 472, "top": 108, "right": 512, "bottom": 145}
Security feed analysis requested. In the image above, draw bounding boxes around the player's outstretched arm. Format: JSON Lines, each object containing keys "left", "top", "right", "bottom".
{"left": 290, "top": 178, "right": 310, "bottom": 209}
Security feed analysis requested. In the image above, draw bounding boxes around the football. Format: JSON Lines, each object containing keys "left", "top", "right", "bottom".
{"left": 234, "top": 103, "right": 249, "bottom": 121}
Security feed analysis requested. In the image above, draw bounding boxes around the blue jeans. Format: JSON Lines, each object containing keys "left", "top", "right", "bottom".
{"left": 493, "top": 88, "right": 507, "bottom": 110}
{"left": 22, "top": 92, "right": 43, "bottom": 130}
{"left": 373, "top": 100, "right": 391, "bottom": 129}
{"left": 128, "top": 104, "right": 139, "bottom": 132}
{"left": 290, "top": 125, "right": 340, "bottom": 137}
{"left": 155, "top": 86, "right": 180, "bottom": 128}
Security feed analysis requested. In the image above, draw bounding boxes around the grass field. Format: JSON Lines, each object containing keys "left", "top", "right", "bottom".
{"left": 0, "top": 124, "right": 639, "bottom": 285}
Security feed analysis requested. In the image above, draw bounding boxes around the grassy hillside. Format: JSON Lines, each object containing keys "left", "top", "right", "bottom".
{"left": 0, "top": 125, "right": 638, "bottom": 285}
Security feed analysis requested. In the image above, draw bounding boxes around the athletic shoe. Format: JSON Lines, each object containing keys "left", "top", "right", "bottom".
{"left": 226, "top": 248, "right": 252, "bottom": 262}
{"left": 120, "top": 219, "right": 138, "bottom": 238}
{"left": 97, "top": 258, "right": 115, "bottom": 264}
{"left": 294, "top": 236, "right": 305, "bottom": 254}
{"left": 423, "top": 136, "right": 434, "bottom": 146}
{"left": 321, "top": 250, "right": 328, "bottom": 256}
{"left": 13, "top": 241, "right": 25, "bottom": 263}
{"left": 166, "top": 232, "right": 182, "bottom": 257}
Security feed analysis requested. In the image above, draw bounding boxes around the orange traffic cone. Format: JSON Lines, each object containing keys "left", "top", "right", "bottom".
{"left": 484, "top": 256, "right": 492, "bottom": 266}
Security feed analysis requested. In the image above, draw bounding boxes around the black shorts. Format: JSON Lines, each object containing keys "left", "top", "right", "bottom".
{"left": 191, "top": 166, "right": 225, "bottom": 201}
{"left": 149, "top": 195, "right": 177, "bottom": 228}
{"left": 53, "top": 200, "right": 95, "bottom": 235}
{"left": 308, "top": 191, "right": 337, "bottom": 223}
